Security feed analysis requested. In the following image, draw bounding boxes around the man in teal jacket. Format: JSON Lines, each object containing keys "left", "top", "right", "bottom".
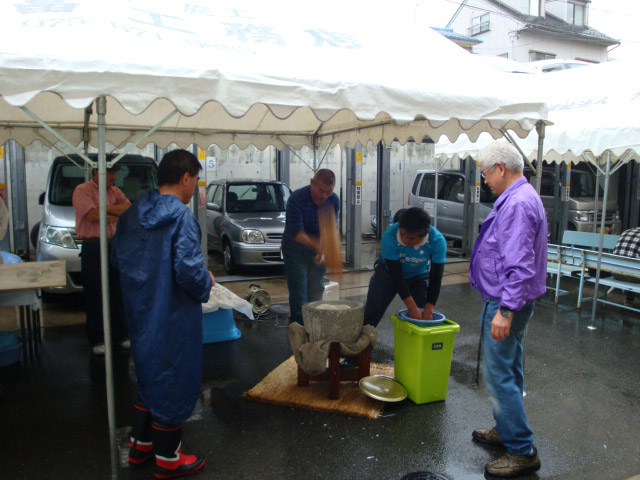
{"left": 111, "top": 149, "right": 214, "bottom": 478}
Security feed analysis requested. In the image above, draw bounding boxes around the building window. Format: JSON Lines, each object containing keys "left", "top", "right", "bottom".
{"left": 469, "top": 13, "right": 490, "bottom": 35}
{"left": 568, "top": 1, "right": 585, "bottom": 26}
{"left": 529, "top": 50, "right": 556, "bottom": 62}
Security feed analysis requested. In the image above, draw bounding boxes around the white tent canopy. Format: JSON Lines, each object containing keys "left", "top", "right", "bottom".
{"left": 435, "top": 60, "right": 640, "bottom": 165}
{"left": 0, "top": 0, "right": 548, "bottom": 151}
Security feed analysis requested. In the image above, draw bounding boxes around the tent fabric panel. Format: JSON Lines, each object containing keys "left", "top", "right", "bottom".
{"left": 0, "top": 1, "right": 548, "bottom": 151}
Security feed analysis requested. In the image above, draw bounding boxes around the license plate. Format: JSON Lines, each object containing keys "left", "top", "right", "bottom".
{"left": 596, "top": 227, "right": 610, "bottom": 234}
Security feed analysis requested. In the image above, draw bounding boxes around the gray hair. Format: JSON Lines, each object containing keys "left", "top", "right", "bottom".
{"left": 478, "top": 143, "right": 524, "bottom": 173}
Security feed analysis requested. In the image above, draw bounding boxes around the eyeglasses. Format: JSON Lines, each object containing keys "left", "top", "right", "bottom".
{"left": 481, "top": 162, "right": 501, "bottom": 176}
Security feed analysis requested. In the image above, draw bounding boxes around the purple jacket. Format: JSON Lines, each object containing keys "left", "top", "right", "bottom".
{"left": 469, "top": 176, "right": 547, "bottom": 311}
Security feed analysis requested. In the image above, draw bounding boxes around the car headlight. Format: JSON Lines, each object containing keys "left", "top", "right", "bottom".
{"left": 573, "top": 211, "right": 591, "bottom": 223}
{"left": 242, "top": 229, "right": 265, "bottom": 244}
{"left": 40, "top": 225, "right": 78, "bottom": 249}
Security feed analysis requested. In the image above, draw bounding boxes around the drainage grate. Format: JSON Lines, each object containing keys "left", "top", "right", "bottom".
{"left": 400, "top": 473, "right": 449, "bottom": 480}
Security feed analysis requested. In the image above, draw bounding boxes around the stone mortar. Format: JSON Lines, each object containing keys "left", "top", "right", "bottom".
{"left": 302, "top": 300, "right": 364, "bottom": 343}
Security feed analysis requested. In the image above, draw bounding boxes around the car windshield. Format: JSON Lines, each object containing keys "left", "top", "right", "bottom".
{"left": 524, "top": 167, "right": 604, "bottom": 198}
{"left": 570, "top": 170, "right": 604, "bottom": 198}
{"left": 49, "top": 162, "right": 158, "bottom": 206}
{"left": 226, "top": 183, "right": 290, "bottom": 213}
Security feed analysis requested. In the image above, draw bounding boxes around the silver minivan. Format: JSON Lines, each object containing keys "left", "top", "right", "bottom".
{"left": 408, "top": 166, "right": 621, "bottom": 242}
{"left": 36, "top": 154, "right": 158, "bottom": 294}
{"left": 408, "top": 169, "right": 496, "bottom": 241}
{"left": 523, "top": 167, "right": 621, "bottom": 234}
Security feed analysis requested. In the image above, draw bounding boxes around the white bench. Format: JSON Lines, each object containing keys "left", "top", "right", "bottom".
{"left": 579, "top": 250, "right": 640, "bottom": 314}
{"left": 546, "top": 231, "right": 620, "bottom": 305}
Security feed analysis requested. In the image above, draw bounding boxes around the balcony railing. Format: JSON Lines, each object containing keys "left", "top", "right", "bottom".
{"left": 468, "top": 21, "right": 490, "bottom": 36}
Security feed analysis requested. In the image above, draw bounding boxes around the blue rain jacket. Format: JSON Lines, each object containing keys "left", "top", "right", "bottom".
{"left": 111, "top": 190, "right": 212, "bottom": 425}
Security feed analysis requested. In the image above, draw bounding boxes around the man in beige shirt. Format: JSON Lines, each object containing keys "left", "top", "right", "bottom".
{"left": 72, "top": 162, "right": 130, "bottom": 355}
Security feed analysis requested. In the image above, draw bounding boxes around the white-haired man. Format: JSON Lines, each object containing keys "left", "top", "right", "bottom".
{"left": 469, "top": 143, "right": 547, "bottom": 478}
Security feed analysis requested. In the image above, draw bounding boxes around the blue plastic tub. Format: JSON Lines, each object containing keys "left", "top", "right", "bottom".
{"left": 202, "top": 309, "right": 241, "bottom": 344}
{"left": 396, "top": 309, "right": 446, "bottom": 328}
{"left": 0, "top": 332, "right": 22, "bottom": 367}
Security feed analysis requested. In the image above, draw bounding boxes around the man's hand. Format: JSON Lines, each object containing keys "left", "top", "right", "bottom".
{"left": 491, "top": 311, "right": 512, "bottom": 341}
{"left": 407, "top": 306, "right": 423, "bottom": 320}
{"left": 314, "top": 253, "right": 326, "bottom": 265}
{"left": 209, "top": 271, "right": 216, "bottom": 286}
{"left": 422, "top": 303, "right": 435, "bottom": 320}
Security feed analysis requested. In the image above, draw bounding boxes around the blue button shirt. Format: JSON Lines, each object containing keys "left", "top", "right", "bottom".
{"left": 282, "top": 185, "right": 340, "bottom": 254}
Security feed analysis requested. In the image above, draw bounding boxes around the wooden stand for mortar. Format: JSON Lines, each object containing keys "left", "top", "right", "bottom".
{"left": 297, "top": 343, "right": 371, "bottom": 400}
{"left": 297, "top": 300, "right": 371, "bottom": 400}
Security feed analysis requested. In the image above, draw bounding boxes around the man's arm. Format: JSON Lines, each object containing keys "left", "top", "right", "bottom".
{"left": 491, "top": 203, "right": 538, "bottom": 341}
{"left": 294, "top": 231, "right": 321, "bottom": 253}
{"left": 84, "top": 204, "right": 129, "bottom": 223}
{"left": 422, "top": 262, "right": 445, "bottom": 320}
{"left": 385, "top": 260, "right": 422, "bottom": 320}
{"left": 173, "top": 213, "right": 213, "bottom": 303}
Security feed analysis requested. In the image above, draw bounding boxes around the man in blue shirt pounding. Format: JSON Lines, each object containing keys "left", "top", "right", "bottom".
{"left": 282, "top": 169, "right": 340, "bottom": 325}
{"left": 341, "top": 207, "right": 446, "bottom": 367}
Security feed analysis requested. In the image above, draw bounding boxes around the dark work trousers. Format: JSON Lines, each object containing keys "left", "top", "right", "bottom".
{"left": 363, "top": 261, "right": 430, "bottom": 328}
{"left": 282, "top": 243, "right": 326, "bottom": 325}
{"left": 80, "top": 241, "right": 128, "bottom": 346}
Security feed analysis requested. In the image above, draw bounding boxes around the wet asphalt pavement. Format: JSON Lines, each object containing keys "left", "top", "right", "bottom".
{"left": 1, "top": 282, "right": 639, "bottom": 480}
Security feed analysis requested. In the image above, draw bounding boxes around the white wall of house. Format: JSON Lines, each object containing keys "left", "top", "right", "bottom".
{"left": 515, "top": 32, "right": 608, "bottom": 62}
{"left": 448, "top": 0, "right": 607, "bottom": 62}
{"left": 546, "top": 0, "right": 589, "bottom": 26}
{"left": 449, "top": 0, "right": 520, "bottom": 58}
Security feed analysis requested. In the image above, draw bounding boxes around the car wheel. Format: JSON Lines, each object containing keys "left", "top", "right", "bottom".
{"left": 30, "top": 222, "right": 41, "bottom": 250}
{"left": 223, "top": 242, "right": 237, "bottom": 275}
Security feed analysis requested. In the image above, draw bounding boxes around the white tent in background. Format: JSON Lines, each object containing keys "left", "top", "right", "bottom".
{"left": 435, "top": 60, "right": 640, "bottom": 325}
{"left": 436, "top": 60, "right": 640, "bottom": 164}
{"left": 0, "top": 1, "right": 549, "bottom": 478}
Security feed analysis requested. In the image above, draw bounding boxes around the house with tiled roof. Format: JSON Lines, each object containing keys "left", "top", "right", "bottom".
{"left": 446, "top": 0, "right": 619, "bottom": 63}
{"left": 430, "top": 26, "right": 483, "bottom": 52}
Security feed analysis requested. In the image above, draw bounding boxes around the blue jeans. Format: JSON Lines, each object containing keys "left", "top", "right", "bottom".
{"left": 282, "top": 244, "right": 326, "bottom": 324}
{"left": 481, "top": 299, "right": 535, "bottom": 455}
{"left": 363, "top": 261, "right": 429, "bottom": 328}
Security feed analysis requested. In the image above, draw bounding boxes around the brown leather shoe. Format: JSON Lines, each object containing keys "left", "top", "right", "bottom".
{"left": 485, "top": 449, "right": 541, "bottom": 478}
{"left": 472, "top": 427, "right": 504, "bottom": 447}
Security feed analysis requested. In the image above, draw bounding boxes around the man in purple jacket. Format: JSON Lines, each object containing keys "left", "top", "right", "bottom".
{"left": 469, "top": 143, "right": 547, "bottom": 478}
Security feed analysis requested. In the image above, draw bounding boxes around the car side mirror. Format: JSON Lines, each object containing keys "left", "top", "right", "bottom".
{"left": 207, "top": 202, "right": 221, "bottom": 211}
{"left": 38, "top": 192, "right": 45, "bottom": 205}
{"left": 456, "top": 193, "right": 465, "bottom": 202}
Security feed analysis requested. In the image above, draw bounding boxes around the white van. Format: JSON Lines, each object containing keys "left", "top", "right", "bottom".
{"left": 36, "top": 154, "right": 157, "bottom": 294}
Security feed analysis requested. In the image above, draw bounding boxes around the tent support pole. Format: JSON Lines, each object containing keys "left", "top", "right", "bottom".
{"left": 19, "top": 106, "right": 94, "bottom": 167}
{"left": 96, "top": 96, "right": 119, "bottom": 480}
{"left": 589, "top": 150, "right": 612, "bottom": 329}
{"left": 108, "top": 109, "right": 179, "bottom": 167}
{"left": 534, "top": 121, "right": 546, "bottom": 194}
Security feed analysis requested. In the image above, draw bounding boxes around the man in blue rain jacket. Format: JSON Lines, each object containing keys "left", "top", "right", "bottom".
{"left": 111, "top": 149, "right": 214, "bottom": 478}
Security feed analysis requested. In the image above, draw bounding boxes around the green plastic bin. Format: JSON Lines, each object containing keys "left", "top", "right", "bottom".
{"left": 391, "top": 314, "right": 460, "bottom": 404}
